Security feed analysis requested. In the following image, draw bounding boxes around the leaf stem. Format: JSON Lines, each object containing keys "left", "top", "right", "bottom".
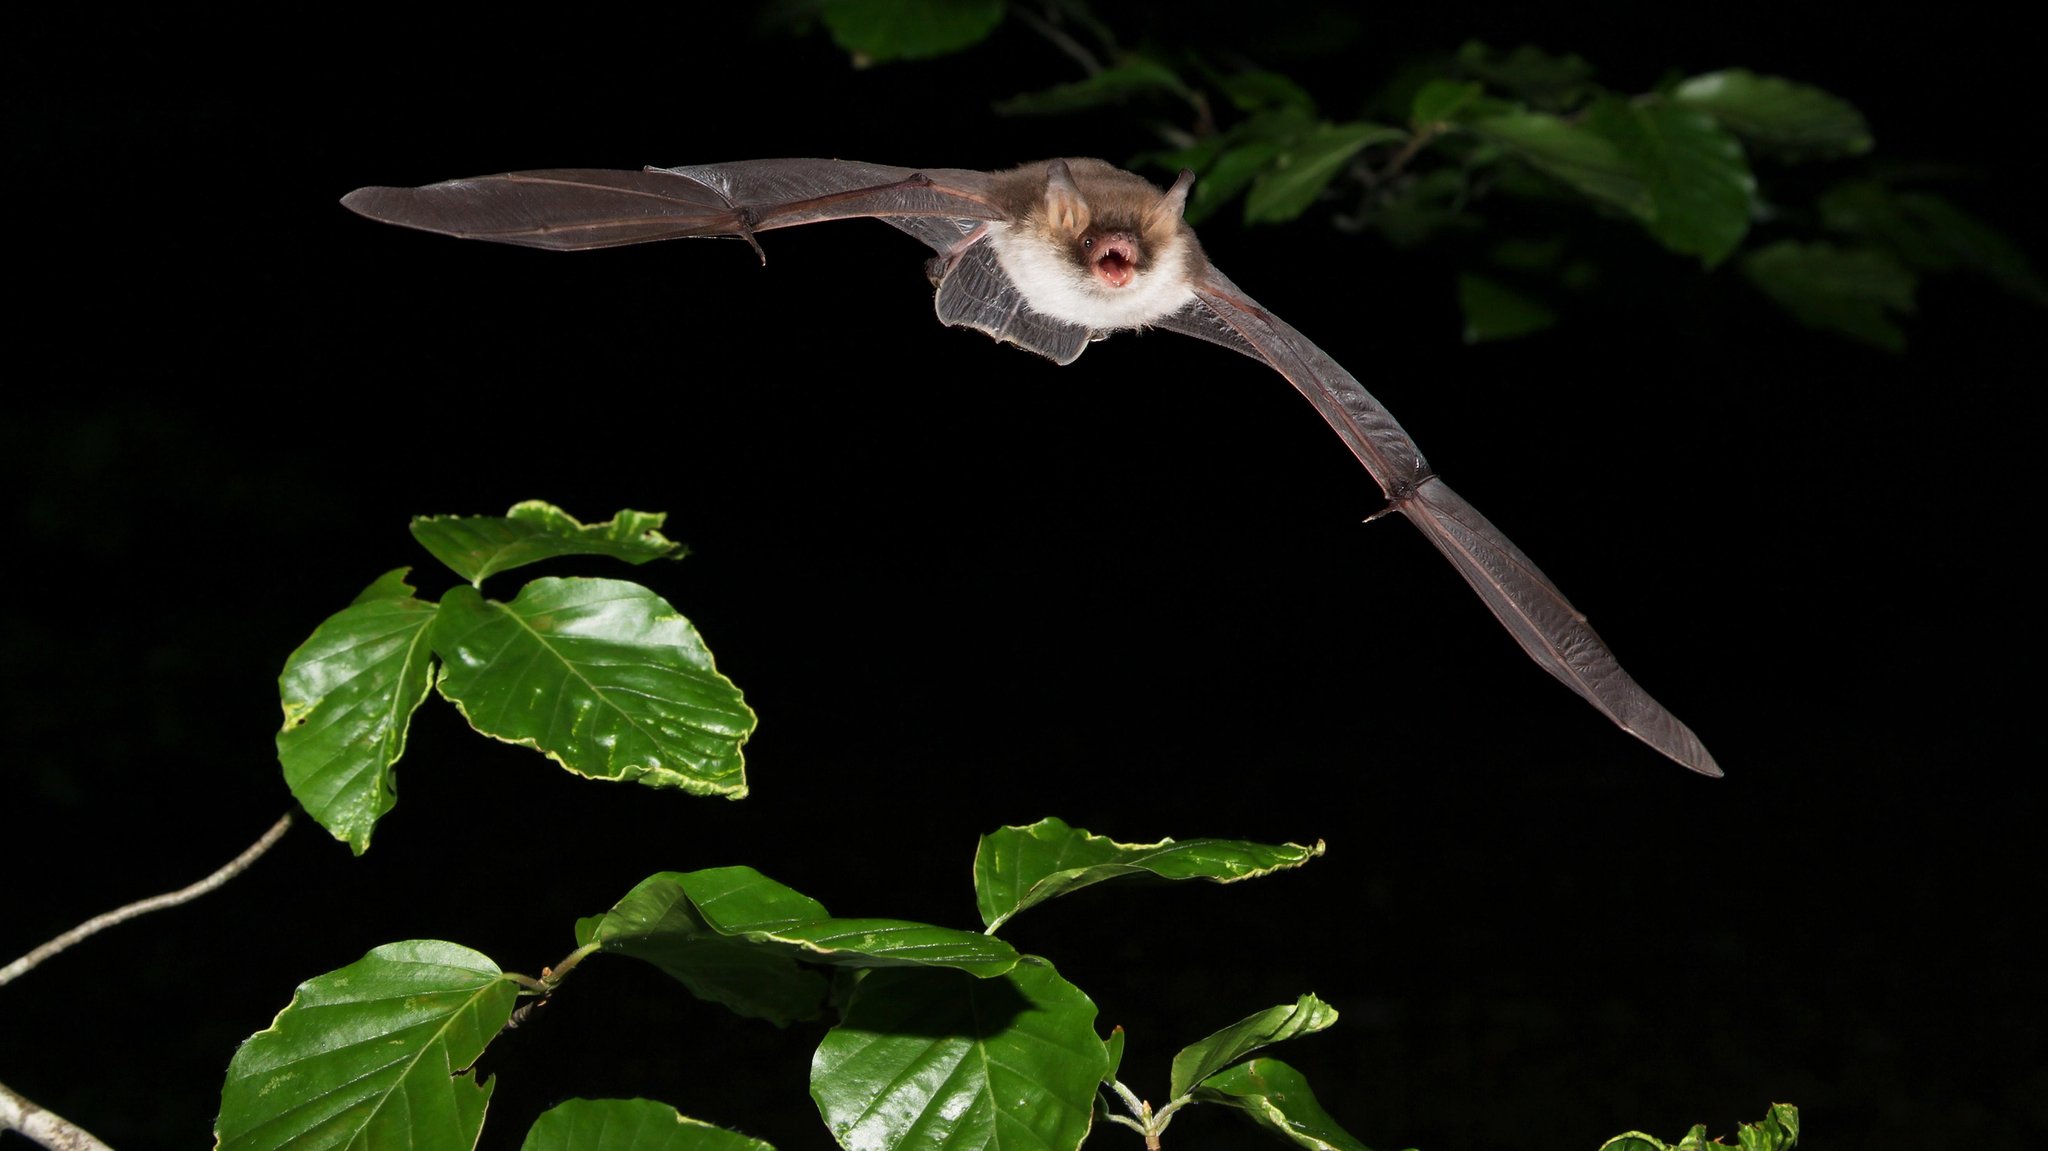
{"left": 540, "top": 941, "right": 603, "bottom": 990}
{"left": 1104, "top": 1080, "right": 1193, "bottom": 1150}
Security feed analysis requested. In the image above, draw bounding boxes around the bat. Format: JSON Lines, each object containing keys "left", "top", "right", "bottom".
{"left": 342, "top": 157, "right": 1721, "bottom": 777}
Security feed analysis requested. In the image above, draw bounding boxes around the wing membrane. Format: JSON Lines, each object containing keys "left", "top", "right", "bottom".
{"left": 341, "top": 159, "right": 1003, "bottom": 253}
{"left": 341, "top": 157, "right": 1719, "bottom": 774}
{"left": 1161, "top": 270, "right": 1720, "bottom": 776}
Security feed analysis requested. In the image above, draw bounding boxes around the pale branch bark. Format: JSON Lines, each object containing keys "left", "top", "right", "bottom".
{"left": 0, "top": 812, "right": 295, "bottom": 1150}
{"left": 1, "top": 811, "right": 293, "bottom": 987}
{"left": 0, "top": 1080, "right": 114, "bottom": 1151}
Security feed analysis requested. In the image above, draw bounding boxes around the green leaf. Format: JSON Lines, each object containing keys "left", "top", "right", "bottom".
{"left": 1821, "top": 182, "right": 2048, "bottom": 302}
{"left": 579, "top": 869, "right": 1018, "bottom": 1025}
{"left": 1458, "top": 273, "right": 1559, "bottom": 343}
{"left": 351, "top": 567, "right": 424, "bottom": 605}
{"left": 1103, "top": 1025, "right": 1126, "bottom": 1084}
{"left": 1599, "top": 1102, "right": 1799, "bottom": 1151}
{"left": 216, "top": 940, "right": 519, "bottom": 1151}
{"left": 1192, "top": 1058, "right": 1373, "bottom": 1151}
{"left": 277, "top": 568, "right": 438, "bottom": 854}
{"left": 973, "top": 816, "right": 1324, "bottom": 931}
{"left": 581, "top": 872, "right": 829, "bottom": 1026}
{"left": 520, "top": 1098, "right": 776, "bottom": 1151}
{"left": 1411, "top": 79, "right": 1483, "bottom": 124}
{"left": 433, "top": 577, "right": 754, "bottom": 796}
{"left": 996, "top": 58, "right": 1189, "bottom": 115}
{"left": 680, "top": 867, "right": 1020, "bottom": 977}
{"left": 1246, "top": 121, "right": 1407, "bottom": 223}
{"left": 1200, "top": 137, "right": 1289, "bottom": 223}
{"left": 811, "top": 959, "right": 1110, "bottom": 1151}
{"left": 1469, "top": 111, "right": 1650, "bottom": 216}
{"left": 1741, "top": 240, "right": 1916, "bottom": 350}
{"left": 1455, "top": 41, "right": 1594, "bottom": 110}
{"left": 1214, "top": 69, "right": 1318, "bottom": 115}
{"left": 1581, "top": 95, "right": 1754, "bottom": 265}
{"left": 1159, "top": 106, "right": 1314, "bottom": 223}
{"left": 1746, "top": 1103, "right": 1801, "bottom": 1151}
{"left": 1168, "top": 994, "right": 1340, "bottom": 1098}
{"left": 1671, "top": 69, "right": 1871, "bottom": 159}
{"left": 819, "top": 0, "right": 1004, "bottom": 63}
{"left": 1370, "top": 167, "right": 1481, "bottom": 248}
{"left": 410, "top": 501, "right": 683, "bottom": 586}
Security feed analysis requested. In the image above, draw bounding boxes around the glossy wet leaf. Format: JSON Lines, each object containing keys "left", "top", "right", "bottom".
{"left": 1458, "top": 273, "right": 1558, "bottom": 344}
{"left": 520, "top": 1098, "right": 777, "bottom": 1151}
{"left": 1246, "top": 122, "right": 1406, "bottom": 223}
{"left": 1192, "top": 1058, "right": 1372, "bottom": 1151}
{"left": 1672, "top": 69, "right": 1870, "bottom": 159}
{"left": 1103, "top": 1026, "right": 1125, "bottom": 1084}
{"left": 580, "top": 872, "right": 828, "bottom": 1026}
{"left": 811, "top": 959, "right": 1109, "bottom": 1151}
{"left": 1599, "top": 1102, "right": 1799, "bottom": 1151}
{"left": 680, "top": 867, "right": 1019, "bottom": 977}
{"left": 1470, "top": 111, "right": 1650, "bottom": 216}
{"left": 1581, "top": 94, "right": 1754, "bottom": 266}
{"left": 411, "top": 501, "right": 682, "bottom": 586}
{"left": 973, "top": 816, "right": 1323, "bottom": 931}
{"left": 1742, "top": 240, "right": 1916, "bottom": 350}
{"left": 819, "top": 0, "right": 1004, "bottom": 63}
{"left": 1169, "top": 994, "right": 1340, "bottom": 1098}
{"left": 216, "top": 940, "right": 519, "bottom": 1151}
{"left": 276, "top": 568, "right": 438, "bottom": 854}
{"left": 433, "top": 577, "right": 754, "bottom": 796}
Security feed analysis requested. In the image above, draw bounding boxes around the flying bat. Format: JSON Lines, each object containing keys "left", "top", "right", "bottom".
{"left": 342, "top": 157, "right": 1721, "bottom": 777}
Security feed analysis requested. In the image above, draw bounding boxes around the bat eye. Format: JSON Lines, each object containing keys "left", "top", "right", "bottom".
{"left": 1081, "top": 237, "right": 1094, "bottom": 251}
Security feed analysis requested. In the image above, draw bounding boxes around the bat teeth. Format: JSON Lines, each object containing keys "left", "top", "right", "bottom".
{"left": 1093, "top": 236, "right": 1138, "bottom": 287}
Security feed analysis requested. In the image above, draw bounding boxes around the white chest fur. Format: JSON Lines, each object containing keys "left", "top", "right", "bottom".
{"left": 983, "top": 221, "right": 1197, "bottom": 331}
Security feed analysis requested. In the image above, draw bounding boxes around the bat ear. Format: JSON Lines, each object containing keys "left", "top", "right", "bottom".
{"left": 1145, "top": 168, "right": 1195, "bottom": 234}
{"left": 1043, "top": 159, "right": 1092, "bottom": 237}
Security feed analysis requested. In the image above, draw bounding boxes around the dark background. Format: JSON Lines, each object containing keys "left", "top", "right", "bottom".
{"left": 5, "top": 6, "right": 2040, "bottom": 1150}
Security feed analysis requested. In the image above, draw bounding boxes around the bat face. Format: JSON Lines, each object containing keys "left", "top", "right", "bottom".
{"left": 341, "top": 156, "right": 1722, "bottom": 777}
{"left": 982, "top": 159, "right": 1201, "bottom": 331}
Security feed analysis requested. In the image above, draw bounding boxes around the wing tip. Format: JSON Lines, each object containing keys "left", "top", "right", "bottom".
{"left": 1627, "top": 721, "right": 1724, "bottom": 778}
{"left": 338, "top": 185, "right": 380, "bottom": 215}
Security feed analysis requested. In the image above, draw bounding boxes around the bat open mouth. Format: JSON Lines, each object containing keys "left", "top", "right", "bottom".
{"left": 1091, "top": 235, "right": 1138, "bottom": 288}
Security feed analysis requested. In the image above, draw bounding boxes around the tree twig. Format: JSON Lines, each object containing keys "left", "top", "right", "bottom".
{"left": 0, "top": 1079, "right": 114, "bottom": 1151}
{"left": 0, "top": 812, "right": 293, "bottom": 988}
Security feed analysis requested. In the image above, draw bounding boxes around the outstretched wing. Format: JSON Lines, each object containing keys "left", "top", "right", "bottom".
{"left": 1156, "top": 265, "right": 1722, "bottom": 777}
{"left": 342, "top": 160, "right": 1096, "bottom": 362}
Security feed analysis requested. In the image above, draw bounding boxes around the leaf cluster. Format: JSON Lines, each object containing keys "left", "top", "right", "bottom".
{"left": 274, "top": 500, "right": 755, "bottom": 853}
{"left": 216, "top": 816, "right": 1354, "bottom": 1151}
{"left": 787, "top": 2, "right": 2042, "bottom": 351}
{"left": 212, "top": 500, "right": 1812, "bottom": 1151}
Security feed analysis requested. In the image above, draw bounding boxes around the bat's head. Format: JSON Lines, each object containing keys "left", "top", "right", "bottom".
{"left": 989, "top": 158, "right": 1200, "bottom": 331}
{"left": 1038, "top": 159, "right": 1193, "bottom": 290}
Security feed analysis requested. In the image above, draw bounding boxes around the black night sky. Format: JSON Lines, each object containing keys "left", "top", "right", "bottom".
{"left": 5, "top": 7, "right": 2041, "bottom": 1151}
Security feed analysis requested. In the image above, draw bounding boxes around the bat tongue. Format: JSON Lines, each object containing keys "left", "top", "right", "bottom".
{"left": 1092, "top": 236, "right": 1138, "bottom": 288}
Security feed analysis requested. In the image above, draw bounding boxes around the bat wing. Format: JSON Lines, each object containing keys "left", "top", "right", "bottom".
{"left": 342, "top": 159, "right": 1095, "bottom": 363}
{"left": 1156, "top": 265, "right": 1722, "bottom": 777}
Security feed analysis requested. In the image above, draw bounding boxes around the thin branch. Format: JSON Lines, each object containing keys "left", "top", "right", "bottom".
{"left": 0, "top": 812, "right": 293, "bottom": 987}
{"left": 1013, "top": 4, "right": 1103, "bottom": 76}
{"left": 0, "top": 1080, "right": 113, "bottom": 1151}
